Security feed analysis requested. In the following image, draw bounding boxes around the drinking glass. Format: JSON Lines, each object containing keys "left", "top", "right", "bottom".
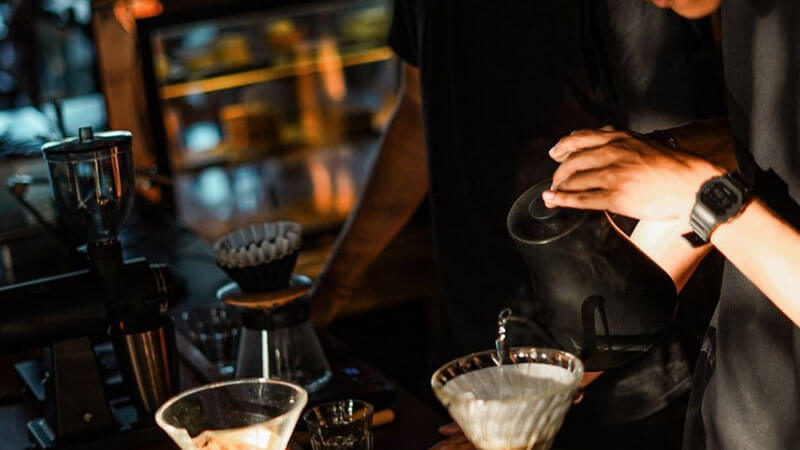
{"left": 303, "top": 399, "right": 374, "bottom": 450}
{"left": 181, "top": 305, "right": 241, "bottom": 376}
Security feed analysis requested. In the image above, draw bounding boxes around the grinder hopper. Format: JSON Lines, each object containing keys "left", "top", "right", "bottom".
{"left": 42, "top": 127, "right": 135, "bottom": 244}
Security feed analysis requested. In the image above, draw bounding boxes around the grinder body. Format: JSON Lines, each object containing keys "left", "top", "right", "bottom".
{"left": 0, "top": 128, "right": 179, "bottom": 446}
{"left": 0, "top": 257, "right": 170, "bottom": 353}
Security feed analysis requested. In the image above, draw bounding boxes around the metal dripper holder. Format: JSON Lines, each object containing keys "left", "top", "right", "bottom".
{"left": 215, "top": 222, "right": 332, "bottom": 393}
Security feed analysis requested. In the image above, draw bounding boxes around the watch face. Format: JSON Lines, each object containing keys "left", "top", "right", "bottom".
{"left": 700, "top": 180, "right": 739, "bottom": 216}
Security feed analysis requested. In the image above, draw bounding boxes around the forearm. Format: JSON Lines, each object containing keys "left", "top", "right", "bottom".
{"left": 322, "top": 70, "right": 427, "bottom": 289}
{"left": 631, "top": 220, "right": 712, "bottom": 292}
{"left": 654, "top": 117, "right": 737, "bottom": 171}
{"left": 628, "top": 118, "right": 732, "bottom": 291}
{"left": 711, "top": 199, "right": 800, "bottom": 327}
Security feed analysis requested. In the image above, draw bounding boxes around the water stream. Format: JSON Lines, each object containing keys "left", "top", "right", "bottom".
{"left": 494, "top": 307, "right": 513, "bottom": 366}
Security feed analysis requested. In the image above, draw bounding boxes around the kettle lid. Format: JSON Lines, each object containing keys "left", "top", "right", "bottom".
{"left": 507, "top": 179, "right": 587, "bottom": 244}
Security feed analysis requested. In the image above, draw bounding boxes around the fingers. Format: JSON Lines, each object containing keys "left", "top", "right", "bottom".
{"left": 551, "top": 146, "right": 621, "bottom": 189}
{"left": 580, "top": 371, "right": 604, "bottom": 388}
{"left": 438, "top": 422, "right": 461, "bottom": 436}
{"left": 549, "top": 127, "right": 628, "bottom": 162}
{"left": 547, "top": 134, "right": 630, "bottom": 213}
{"left": 554, "top": 168, "right": 618, "bottom": 193}
{"left": 430, "top": 433, "right": 475, "bottom": 450}
{"left": 573, "top": 389, "right": 585, "bottom": 405}
{"left": 542, "top": 189, "right": 614, "bottom": 211}
{"left": 432, "top": 423, "right": 473, "bottom": 449}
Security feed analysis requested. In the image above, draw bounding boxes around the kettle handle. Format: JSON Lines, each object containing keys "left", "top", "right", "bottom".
{"left": 580, "top": 294, "right": 665, "bottom": 364}
{"left": 581, "top": 295, "right": 610, "bottom": 360}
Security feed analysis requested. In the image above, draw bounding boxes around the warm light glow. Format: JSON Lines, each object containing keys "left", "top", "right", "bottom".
{"left": 160, "top": 47, "right": 394, "bottom": 100}
{"left": 317, "top": 37, "right": 347, "bottom": 102}
{"left": 334, "top": 165, "right": 356, "bottom": 215}
{"left": 128, "top": 0, "right": 163, "bottom": 17}
{"left": 111, "top": 147, "right": 122, "bottom": 199}
{"left": 114, "top": 0, "right": 164, "bottom": 33}
{"left": 308, "top": 158, "right": 333, "bottom": 213}
{"left": 295, "top": 45, "right": 323, "bottom": 146}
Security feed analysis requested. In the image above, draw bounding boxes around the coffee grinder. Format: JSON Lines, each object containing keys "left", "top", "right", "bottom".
{"left": 0, "top": 128, "right": 178, "bottom": 448}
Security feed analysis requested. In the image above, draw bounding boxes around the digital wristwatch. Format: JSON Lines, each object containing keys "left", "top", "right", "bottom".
{"left": 682, "top": 172, "right": 752, "bottom": 247}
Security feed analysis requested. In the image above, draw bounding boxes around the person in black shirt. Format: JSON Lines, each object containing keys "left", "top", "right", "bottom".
{"left": 546, "top": 0, "right": 800, "bottom": 448}
{"left": 312, "top": 2, "right": 724, "bottom": 448}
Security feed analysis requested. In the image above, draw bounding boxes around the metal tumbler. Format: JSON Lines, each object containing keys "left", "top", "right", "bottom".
{"left": 112, "top": 315, "right": 180, "bottom": 414}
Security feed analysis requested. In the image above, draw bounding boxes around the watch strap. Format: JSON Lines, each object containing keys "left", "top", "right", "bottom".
{"left": 682, "top": 230, "right": 708, "bottom": 247}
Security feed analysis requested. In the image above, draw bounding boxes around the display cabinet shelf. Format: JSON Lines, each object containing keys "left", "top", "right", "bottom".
{"left": 160, "top": 46, "right": 394, "bottom": 99}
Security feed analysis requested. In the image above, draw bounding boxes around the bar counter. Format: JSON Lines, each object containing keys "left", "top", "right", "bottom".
{"left": 0, "top": 206, "right": 446, "bottom": 449}
{"left": 0, "top": 339, "right": 447, "bottom": 449}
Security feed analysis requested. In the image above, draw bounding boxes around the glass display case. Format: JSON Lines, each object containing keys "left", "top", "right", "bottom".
{"left": 135, "top": 0, "right": 399, "bottom": 239}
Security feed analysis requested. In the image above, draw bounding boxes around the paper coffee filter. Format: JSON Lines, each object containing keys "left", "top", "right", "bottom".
{"left": 443, "top": 364, "right": 576, "bottom": 450}
{"left": 213, "top": 221, "right": 302, "bottom": 292}
{"left": 432, "top": 349, "right": 583, "bottom": 450}
{"left": 214, "top": 222, "right": 301, "bottom": 268}
{"left": 442, "top": 363, "right": 575, "bottom": 400}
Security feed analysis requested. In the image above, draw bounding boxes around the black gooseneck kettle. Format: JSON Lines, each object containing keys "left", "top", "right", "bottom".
{"left": 507, "top": 179, "right": 677, "bottom": 371}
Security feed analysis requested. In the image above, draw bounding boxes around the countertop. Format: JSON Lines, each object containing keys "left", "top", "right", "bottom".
{"left": 0, "top": 207, "right": 446, "bottom": 449}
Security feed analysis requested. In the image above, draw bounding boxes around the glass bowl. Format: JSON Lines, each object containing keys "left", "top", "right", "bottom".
{"left": 431, "top": 347, "right": 583, "bottom": 450}
{"left": 155, "top": 378, "right": 307, "bottom": 449}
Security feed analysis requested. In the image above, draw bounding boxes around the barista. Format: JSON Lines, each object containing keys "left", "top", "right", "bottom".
{"left": 312, "top": 2, "right": 724, "bottom": 449}
{"left": 545, "top": 0, "right": 800, "bottom": 448}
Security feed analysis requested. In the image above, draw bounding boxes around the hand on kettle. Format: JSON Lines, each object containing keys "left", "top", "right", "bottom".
{"left": 544, "top": 127, "right": 725, "bottom": 222}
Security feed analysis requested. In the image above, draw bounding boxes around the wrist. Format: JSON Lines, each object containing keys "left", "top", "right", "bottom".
{"left": 316, "top": 271, "right": 355, "bottom": 295}
{"left": 709, "top": 197, "right": 756, "bottom": 247}
{"left": 310, "top": 271, "right": 356, "bottom": 327}
{"left": 689, "top": 161, "right": 727, "bottom": 191}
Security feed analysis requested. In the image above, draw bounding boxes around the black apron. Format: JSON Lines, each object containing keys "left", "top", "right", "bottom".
{"left": 683, "top": 1, "right": 800, "bottom": 448}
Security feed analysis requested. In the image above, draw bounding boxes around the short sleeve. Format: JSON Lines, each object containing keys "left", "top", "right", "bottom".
{"left": 387, "top": 0, "right": 419, "bottom": 66}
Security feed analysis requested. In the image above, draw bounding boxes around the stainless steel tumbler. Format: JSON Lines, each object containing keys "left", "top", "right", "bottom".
{"left": 113, "top": 315, "right": 180, "bottom": 414}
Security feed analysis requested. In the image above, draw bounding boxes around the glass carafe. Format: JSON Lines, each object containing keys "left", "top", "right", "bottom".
{"left": 217, "top": 281, "right": 332, "bottom": 393}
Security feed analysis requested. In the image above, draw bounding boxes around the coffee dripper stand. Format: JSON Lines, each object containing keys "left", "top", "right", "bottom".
{"left": 218, "top": 274, "right": 333, "bottom": 393}
{"left": 0, "top": 127, "right": 178, "bottom": 448}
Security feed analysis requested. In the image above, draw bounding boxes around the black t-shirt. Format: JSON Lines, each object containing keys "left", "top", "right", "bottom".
{"left": 683, "top": 1, "right": 800, "bottom": 448}
{"left": 389, "top": 0, "right": 723, "bottom": 424}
